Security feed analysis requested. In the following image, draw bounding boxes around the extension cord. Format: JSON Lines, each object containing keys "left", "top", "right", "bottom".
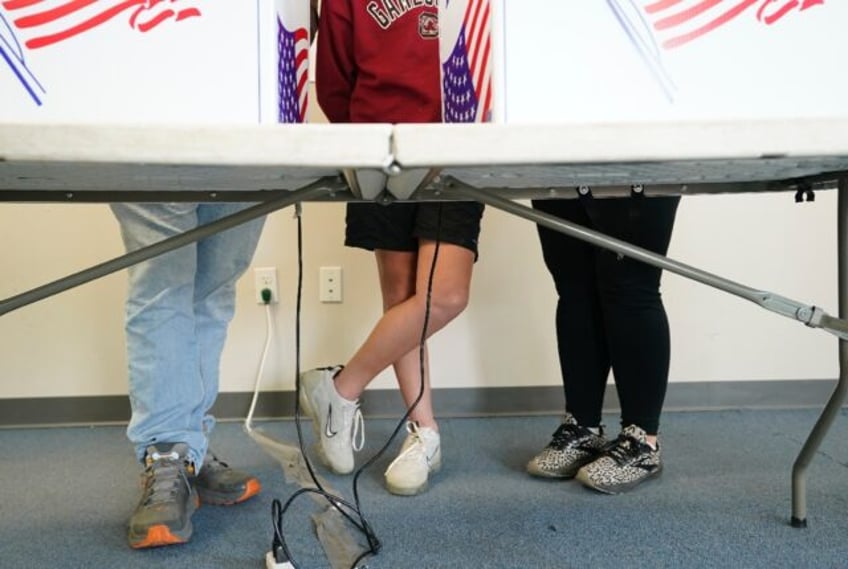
{"left": 265, "top": 550, "right": 294, "bottom": 569}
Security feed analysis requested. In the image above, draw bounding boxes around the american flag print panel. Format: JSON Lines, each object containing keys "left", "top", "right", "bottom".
{"left": 2, "top": 0, "right": 201, "bottom": 105}
{"left": 609, "top": 0, "right": 828, "bottom": 98}
{"left": 4, "top": 0, "right": 201, "bottom": 49}
{"left": 277, "top": 15, "right": 308, "bottom": 123}
{"left": 441, "top": 0, "right": 492, "bottom": 123}
{"left": 641, "top": 0, "right": 826, "bottom": 49}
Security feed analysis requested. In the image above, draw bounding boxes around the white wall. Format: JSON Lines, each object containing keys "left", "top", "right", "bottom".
{"left": 0, "top": 187, "right": 838, "bottom": 399}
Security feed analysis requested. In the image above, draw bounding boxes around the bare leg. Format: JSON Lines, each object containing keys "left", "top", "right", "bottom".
{"left": 334, "top": 240, "right": 474, "bottom": 423}
{"left": 374, "top": 250, "right": 436, "bottom": 430}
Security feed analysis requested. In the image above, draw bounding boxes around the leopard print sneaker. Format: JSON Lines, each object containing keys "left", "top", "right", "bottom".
{"left": 526, "top": 413, "right": 607, "bottom": 479}
{"left": 575, "top": 424, "right": 662, "bottom": 494}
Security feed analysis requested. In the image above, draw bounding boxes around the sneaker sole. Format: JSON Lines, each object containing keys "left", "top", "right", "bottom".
{"left": 128, "top": 494, "right": 199, "bottom": 549}
{"left": 526, "top": 462, "right": 582, "bottom": 480}
{"left": 386, "top": 480, "right": 428, "bottom": 496}
{"left": 297, "top": 374, "right": 328, "bottom": 467}
{"left": 298, "top": 372, "right": 354, "bottom": 475}
{"left": 197, "top": 477, "right": 262, "bottom": 506}
{"left": 575, "top": 464, "right": 663, "bottom": 495}
{"left": 526, "top": 453, "right": 597, "bottom": 480}
{"left": 128, "top": 523, "right": 193, "bottom": 549}
{"left": 385, "top": 458, "right": 442, "bottom": 496}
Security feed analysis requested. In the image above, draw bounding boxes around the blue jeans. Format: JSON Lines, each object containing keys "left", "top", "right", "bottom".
{"left": 110, "top": 203, "right": 265, "bottom": 466}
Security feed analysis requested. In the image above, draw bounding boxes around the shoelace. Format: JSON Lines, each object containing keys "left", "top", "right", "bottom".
{"left": 384, "top": 423, "right": 428, "bottom": 473}
{"left": 549, "top": 423, "right": 583, "bottom": 449}
{"left": 605, "top": 435, "right": 644, "bottom": 466}
{"left": 142, "top": 451, "right": 188, "bottom": 506}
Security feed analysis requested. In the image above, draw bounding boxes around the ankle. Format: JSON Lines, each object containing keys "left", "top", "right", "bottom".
{"left": 330, "top": 370, "right": 359, "bottom": 403}
{"left": 412, "top": 420, "right": 438, "bottom": 432}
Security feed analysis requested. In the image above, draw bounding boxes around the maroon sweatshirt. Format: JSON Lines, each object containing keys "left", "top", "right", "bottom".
{"left": 316, "top": 0, "right": 441, "bottom": 124}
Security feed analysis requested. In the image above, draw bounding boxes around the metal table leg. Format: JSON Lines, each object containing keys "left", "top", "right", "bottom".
{"left": 790, "top": 177, "right": 848, "bottom": 528}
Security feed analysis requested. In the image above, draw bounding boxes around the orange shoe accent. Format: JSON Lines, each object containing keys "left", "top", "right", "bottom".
{"left": 216, "top": 477, "right": 262, "bottom": 505}
{"left": 130, "top": 524, "right": 188, "bottom": 549}
{"left": 215, "top": 477, "right": 262, "bottom": 505}
{"left": 238, "top": 478, "right": 262, "bottom": 503}
{"left": 196, "top": 477, "right": 262, "bottom": 505}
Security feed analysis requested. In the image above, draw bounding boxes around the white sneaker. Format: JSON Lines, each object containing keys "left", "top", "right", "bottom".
{"left": 298, "top": 366, "right": 364, "bottom": 474}
{"left": 384, "top": 421, "right": 441, "bottom": 496}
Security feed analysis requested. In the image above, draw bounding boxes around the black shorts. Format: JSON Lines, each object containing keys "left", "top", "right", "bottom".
{"left": 345, "top": 201, "right": 484, "bottom": 256}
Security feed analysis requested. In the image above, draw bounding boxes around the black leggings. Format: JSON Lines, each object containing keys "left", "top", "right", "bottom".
{"left": 533, "top": 195, "right": 680, "bottom": 435}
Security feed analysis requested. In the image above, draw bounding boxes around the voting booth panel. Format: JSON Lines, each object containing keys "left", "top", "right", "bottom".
{"left": 1, "top": 0, "right": 494, "bottom": 125}
{"left": 497, "top": 1, "right": 848, "bottom": 124}
{"left": 0, "top": 0, "right": 310, "bottom": 124}
{"left": 4, "top": 2, "right": 848, "bottom": 125}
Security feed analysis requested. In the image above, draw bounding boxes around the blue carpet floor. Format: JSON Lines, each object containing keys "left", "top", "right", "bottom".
{"left": 1, "top": 409, "right": 846, "bottom": 569}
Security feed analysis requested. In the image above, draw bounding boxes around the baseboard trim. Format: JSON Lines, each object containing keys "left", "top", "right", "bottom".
{"left": 0, "top": 379, "right": 840, "bottom": 428}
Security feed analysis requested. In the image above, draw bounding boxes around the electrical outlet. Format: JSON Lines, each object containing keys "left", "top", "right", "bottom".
{"left": 319, "top": 266, "right": 342, "bottom": 303}
{"left": 254, "top": 267, "right": 278, "bottom": 304}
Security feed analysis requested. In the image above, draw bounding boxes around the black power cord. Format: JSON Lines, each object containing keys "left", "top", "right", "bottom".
{"left": 274, "top": 204, "right": 376, "bottom": 568}
{"left": 272, "top": 202, "right": 443, "bottom": 569}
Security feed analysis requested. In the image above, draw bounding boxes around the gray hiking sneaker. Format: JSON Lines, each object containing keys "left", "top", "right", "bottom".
{"left": 299, "top": 366, "right": 364, "bottom": 474}
{"left": 127, "top": 443, "right": 198, "bottom": 549}
{"left": 526, "top": 413, "right": 607, "bottom": 479}
{"left": 384, "top": 421, "right": 441, "bottom": 496}
{"left": 194, "top": 452, "right": 261, "bottom": 505}
{"left": 576, "top": 424, "right": 662, "bottom": 494}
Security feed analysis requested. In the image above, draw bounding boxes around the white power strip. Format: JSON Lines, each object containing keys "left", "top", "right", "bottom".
{"left": 265, "top": 550, "right": 295, "bottom": 569}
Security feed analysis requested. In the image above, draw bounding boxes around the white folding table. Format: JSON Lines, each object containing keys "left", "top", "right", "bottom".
{"left": 2, "top": 119, "right": 847, "bottom": 527}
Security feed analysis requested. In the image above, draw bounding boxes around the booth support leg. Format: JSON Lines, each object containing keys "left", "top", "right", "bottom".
{"left": 790, "top": 177, "right": 848, "bottom": 528}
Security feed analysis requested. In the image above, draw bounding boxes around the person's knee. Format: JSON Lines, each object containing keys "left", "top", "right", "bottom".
{"left": 429, "top": 287, "right": 470, "bottom": 322}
